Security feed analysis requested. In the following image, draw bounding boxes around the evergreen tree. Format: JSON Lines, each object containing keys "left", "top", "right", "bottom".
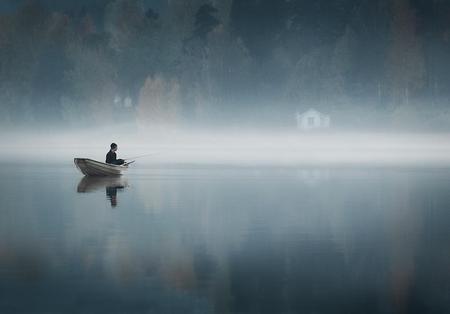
{"left": 194, "top": 3, "right": 220, "bottom": 41}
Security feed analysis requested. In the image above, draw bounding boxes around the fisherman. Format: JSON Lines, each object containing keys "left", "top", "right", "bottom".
{"left": 106, "top": 143, "right": 125, "bottom": 165}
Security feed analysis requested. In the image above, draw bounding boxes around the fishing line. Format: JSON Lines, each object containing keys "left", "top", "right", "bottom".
{"left": 123, "top": 152, "right": 160, "bottom": 161}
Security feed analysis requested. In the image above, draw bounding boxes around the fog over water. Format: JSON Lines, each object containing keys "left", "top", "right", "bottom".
{"left": 2, "top": 128, "right": 450, "bottom": 168}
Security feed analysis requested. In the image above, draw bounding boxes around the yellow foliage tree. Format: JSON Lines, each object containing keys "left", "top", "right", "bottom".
{"left": 137, "top": 75, "right": 180, "bottom": 129}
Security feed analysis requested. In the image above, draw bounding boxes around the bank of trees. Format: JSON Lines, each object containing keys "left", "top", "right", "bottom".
{"left": 0, "top": 0, "right": 449, "bottom": 129}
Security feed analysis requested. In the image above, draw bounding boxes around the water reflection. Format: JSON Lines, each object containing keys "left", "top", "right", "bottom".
{"left": 0, "top": 167, "right": 449, "bottom": 313}
{"left": 77, "top": 176, "right": 128, "bottom": 207}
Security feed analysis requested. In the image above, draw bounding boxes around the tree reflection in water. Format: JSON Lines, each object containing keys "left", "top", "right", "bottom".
{"left": 77, "top": 176, "right": 128, "bottom": 207}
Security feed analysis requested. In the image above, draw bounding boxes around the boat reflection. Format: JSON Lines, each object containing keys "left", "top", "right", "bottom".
{"left": 77, "top": 176, "right": 128, "bottom": 207}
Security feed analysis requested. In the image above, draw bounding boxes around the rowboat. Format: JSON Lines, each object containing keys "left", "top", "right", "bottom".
{"left": 74, "top": 158, "right": 130, "bottom": 176}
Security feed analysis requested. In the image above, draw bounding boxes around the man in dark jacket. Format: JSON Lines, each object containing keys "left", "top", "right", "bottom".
{"left": 106, "top": 143, "right": 125, "bottom": 165}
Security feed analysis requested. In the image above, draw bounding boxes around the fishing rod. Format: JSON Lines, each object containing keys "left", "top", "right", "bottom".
{"left": 123, "top": 160, "right": 135, "bottom": 166}
{"left": 123, "top": 152, "right": 160, "bottom": 161}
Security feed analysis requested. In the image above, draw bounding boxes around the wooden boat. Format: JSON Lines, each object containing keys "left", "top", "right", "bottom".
{"left": 74, "top": 158, "right": 130, "bottom": 176}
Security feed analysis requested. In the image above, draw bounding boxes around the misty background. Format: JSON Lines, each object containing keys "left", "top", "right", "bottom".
{"left": 0, "top": 0, "right": 449, "bottom": 131}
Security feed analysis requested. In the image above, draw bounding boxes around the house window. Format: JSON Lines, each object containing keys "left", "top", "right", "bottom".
{"left": 308, "top": 117, "right": 315, "bottom": 126}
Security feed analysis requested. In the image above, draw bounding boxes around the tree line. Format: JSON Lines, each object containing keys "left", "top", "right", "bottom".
{"left": 0, "top": 0, "right": 449, "bottom": 130}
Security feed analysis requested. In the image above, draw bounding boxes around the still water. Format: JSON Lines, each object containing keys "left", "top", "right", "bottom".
{"left": 0, "top": 162, "right": 449, "bottom": 313}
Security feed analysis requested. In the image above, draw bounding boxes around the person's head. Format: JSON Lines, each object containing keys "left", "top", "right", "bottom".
{"left": 110, "top": 143, "right": 118, "bottom": 152}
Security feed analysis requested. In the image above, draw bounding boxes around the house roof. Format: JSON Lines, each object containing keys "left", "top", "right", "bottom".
{"left": 297, "top": 108, "right": 329, "bottom": 118}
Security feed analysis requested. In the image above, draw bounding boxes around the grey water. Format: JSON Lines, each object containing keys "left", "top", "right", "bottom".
{"left": 0, "top": 162, "right": 449, "bottom": 314}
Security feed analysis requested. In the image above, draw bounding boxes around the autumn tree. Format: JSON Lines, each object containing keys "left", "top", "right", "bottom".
{"left": 387, "top": 0, "right": 425, "bottom": 107}
{"left": 137, "top": 75, "right": 180, "bottom": 128}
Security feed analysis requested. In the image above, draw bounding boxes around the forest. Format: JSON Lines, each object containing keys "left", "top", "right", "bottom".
{"left": 0, "top": 0, "right": 449, "bottom": 130}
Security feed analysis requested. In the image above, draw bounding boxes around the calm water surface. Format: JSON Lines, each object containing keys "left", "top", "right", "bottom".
{"left": 0, "top": 162, "right": 449, "bottom": 313}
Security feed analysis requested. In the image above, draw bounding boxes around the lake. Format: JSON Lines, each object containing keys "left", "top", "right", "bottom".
{"left": 0, "top": 162, "right": 449, "bottom": 313}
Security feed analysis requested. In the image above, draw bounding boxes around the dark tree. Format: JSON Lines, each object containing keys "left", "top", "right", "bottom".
{"left": 145, "top": 8, "right": 159, "bottom": 21}
{"left": 194, "top": 3, "right": 220, "bottom": 40}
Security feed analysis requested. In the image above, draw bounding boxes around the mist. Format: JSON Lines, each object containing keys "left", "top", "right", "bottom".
{"left": 2, "top": 128, "right": 450, "bottom": 169}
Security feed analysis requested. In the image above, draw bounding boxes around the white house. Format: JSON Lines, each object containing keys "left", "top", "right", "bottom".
{"left": 296, "top": 108, "right": 331, "bottom": 130}
{"left": 124, "top": 97, "right": 133, "bottom": 108}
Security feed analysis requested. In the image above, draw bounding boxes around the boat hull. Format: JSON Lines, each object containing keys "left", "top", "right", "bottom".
{"left": 74, "top": 158, "right": 128, "bottom": 176}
